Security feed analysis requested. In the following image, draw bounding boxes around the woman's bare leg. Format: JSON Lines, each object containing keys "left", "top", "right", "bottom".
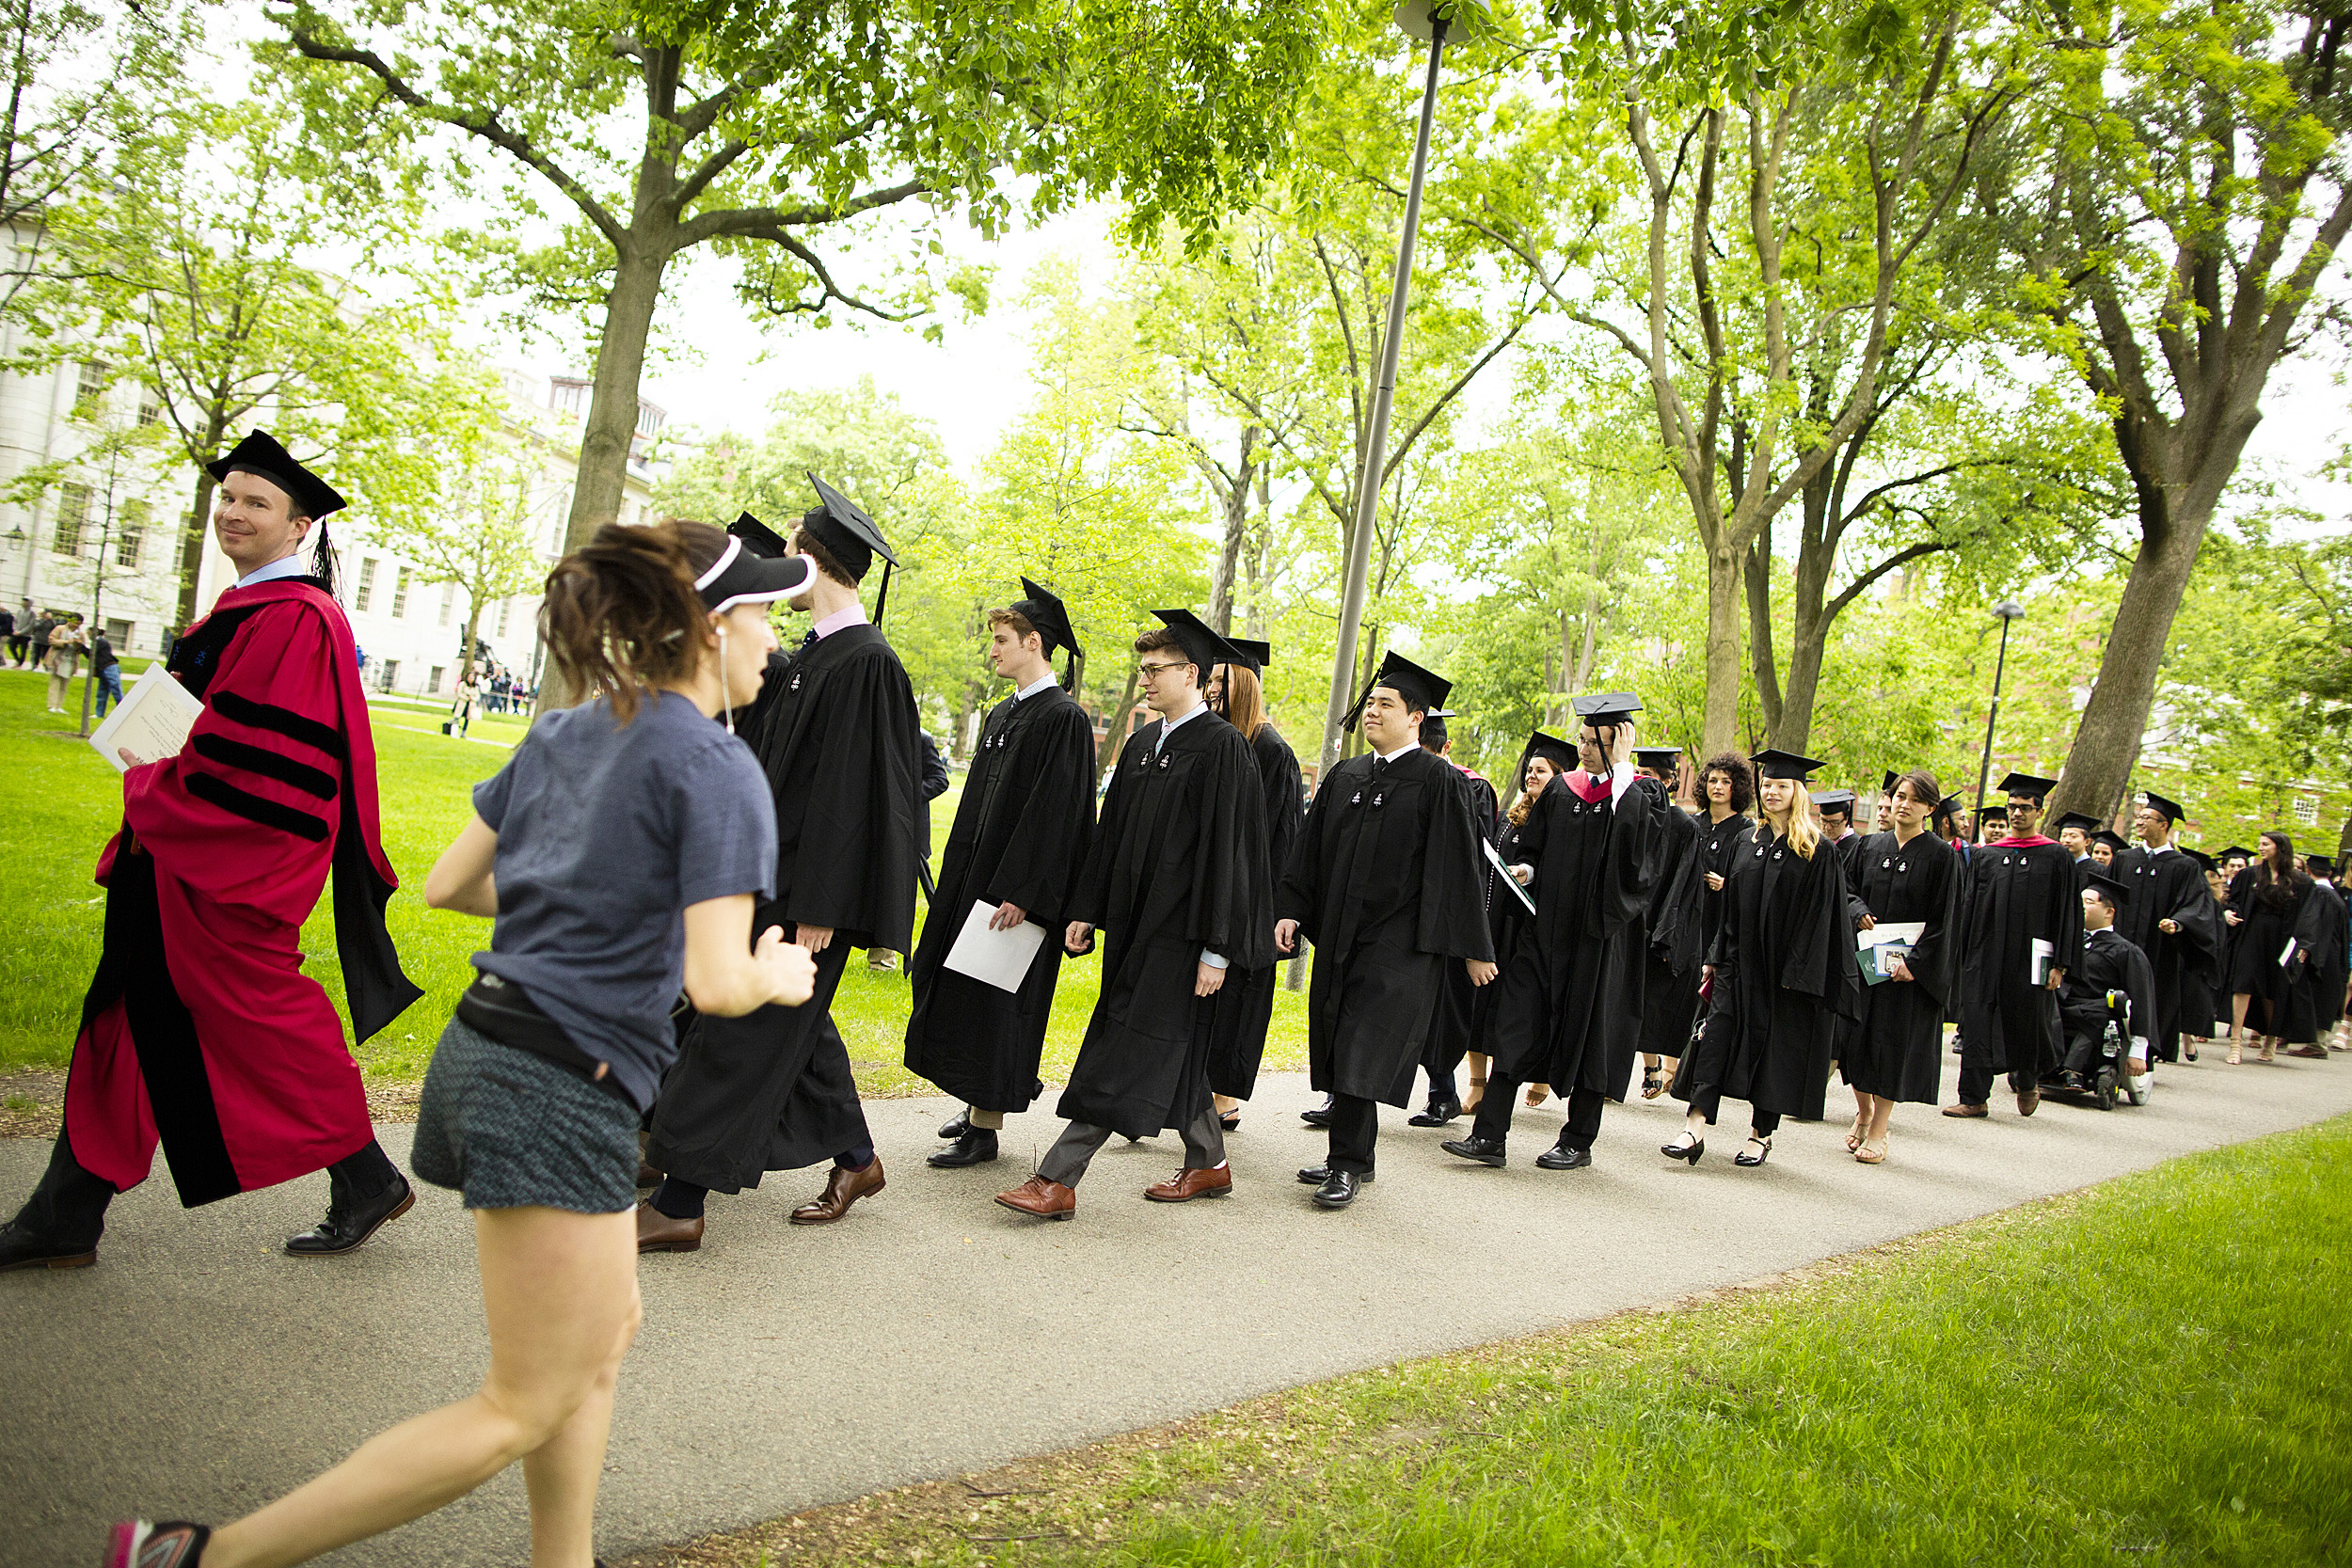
{"left": 1866, "top": 1091, "right": 1894, "bottom": 1140}
{"left": 201, "top": 1205, "right": 639, "bottom": 1568}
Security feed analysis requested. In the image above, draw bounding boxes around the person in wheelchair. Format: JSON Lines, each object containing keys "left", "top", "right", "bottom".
{"left": 2057, "top": 869, "right": 2157, "bottom": 1102}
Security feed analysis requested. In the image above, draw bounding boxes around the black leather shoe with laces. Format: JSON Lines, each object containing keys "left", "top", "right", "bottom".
{"left": 1439, "top": 1134, "right": 1507, "bottom": 1167}
{"left": 285, "top": 1174, "right": 415, "bottom": 1257}
{"left": 937, "top": 1109, "right": 971, "bottom": 1140}
{"left": 1535, "top": 1141, "right": 1593, "bottom": 1170}
{"left": 927, "top": 1128, "right": 999, "bottom": 1168}
{"left": 0, "top": 1219, "right": 95, "bottom": 1272}
{"left": 1311, "top": 1169, "right": 1360, "bottom": 1209}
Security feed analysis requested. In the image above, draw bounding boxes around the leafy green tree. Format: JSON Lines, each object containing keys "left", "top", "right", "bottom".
{"left": 265, "top": 0, "right": 1327, "bottom": 573}
{"left": 1977, "top": 0, "right": 2352, "bottom": 823}
{"left": 369, "top": 456, "right": 552, "bottom": 693}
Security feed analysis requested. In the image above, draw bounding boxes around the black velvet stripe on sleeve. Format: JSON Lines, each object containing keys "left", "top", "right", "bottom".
{"left": 192, "top": 732, "right": 338, "bottom": 799}
{"left": 211, "top": 689, "right": 347, "bottom": 759}
{"left": 186, "top": 770, "right": 332, "bottom": 842}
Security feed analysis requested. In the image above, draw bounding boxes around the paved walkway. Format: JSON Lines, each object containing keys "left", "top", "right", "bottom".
{"left": 6, "top": 1056, "right": 2349, "bottom": 1566}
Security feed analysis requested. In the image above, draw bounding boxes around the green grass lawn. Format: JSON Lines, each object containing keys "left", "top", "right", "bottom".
{"left": 0, "top": 665, "right": 1312, "bottom": 1094}
{"left": 652, "top": 1115, "right": 2352, "bottom": 1568}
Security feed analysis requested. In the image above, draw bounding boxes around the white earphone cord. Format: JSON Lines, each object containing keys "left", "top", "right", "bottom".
{"left": 718, "top": 622, "right": 733, "bottom": 734}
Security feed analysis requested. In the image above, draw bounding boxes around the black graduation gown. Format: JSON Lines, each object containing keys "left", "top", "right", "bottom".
{"left": 1840, "top": 831, "right": 1960, "bottom": 1104}
{"left": 1955, "top": 839, "right": 2081, "bottom": 1081}
{"left": 1682, "top": 827, "right": 1859, "bottom": 1121}
{"left": 1465, "top": 813, "right": 1536, "bottom": 1061}
{"left": 903, "top": 684, "right": 1098, "bottom": 1113}
{"left": 2296, "top": 879, "right": 2349, "bottom": 1032}
{"left": 1204, "top": 722, "right": 1307, "bottom": 1100}
{"left": 2109, "top": 846, "right": 2222, "bottom": 1063}
{"left": 1418, "top": 765, "right": 1501, "bottom": 1088}
{"left": 1276, "top": 747, "right": 1493, "bottom": 1108}
{"left": 650, "top": 626, "right": 925, "bottom": 1188}
{"left": 2226, "top": 868, "right": 2312, "bottom": 1037}
{"left": 1059, "top": 709, "right": 1274, "bottom": 1136}
{"left": 2059, "top": 927, "right": 2157, "bottom": 1058}
{"left": 1636, "top": 805, "right": 1707, "bottom": 1060}
{"left": 1484, "top": 772, "right": 1665, "bottom": 1101}
{"left": 2176, "top": 881, "right": 2227, "bottom": 1040}
{"left": 1657, "top": 813, "right": 1758, "bottom": 1071}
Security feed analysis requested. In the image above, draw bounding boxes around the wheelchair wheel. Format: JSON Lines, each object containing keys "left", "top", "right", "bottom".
{"left": 2095, "top": 1067, "right": 2117, "bottom": 1111}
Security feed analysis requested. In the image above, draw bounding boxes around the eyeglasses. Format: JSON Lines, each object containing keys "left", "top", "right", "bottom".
{"left": 1137, "top": 661, "right": 1188, "bottom": 679}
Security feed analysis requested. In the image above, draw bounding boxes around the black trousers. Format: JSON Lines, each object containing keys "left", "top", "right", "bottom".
{"left": 1326, "top": 1092, "right": 1380, "bottom": 1176}
{"left": 1957, "top": 1039, "right": 2036, "bottom": 1104}
{"left": 1470, "top": 1072, "right": 1605, "bottom": 1151}
{"left": 13, "top": 1125, "right": 400, "bottom": 1247}
{"left": 1682, "top": 1087, "right": 1782, "bottom": 1136}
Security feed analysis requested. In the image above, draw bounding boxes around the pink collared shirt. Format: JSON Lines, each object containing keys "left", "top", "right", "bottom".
{"left": 812, "top": 603, "right": 869, "bottom": 640}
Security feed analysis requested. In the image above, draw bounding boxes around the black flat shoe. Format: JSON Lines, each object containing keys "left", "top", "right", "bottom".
{"left": 1311, "top": 1169, "right": 1360, "bottom": 1209}
{"left": 1535, "top": 1142, "right": 1593, "bottom": 1171}
{"left": 1406, "top": 1098, "right": 1461, "bottom": 1127}
{"left": 285, "top": 1174, "right": 415, "bottom": 1257}
{"left": 1296, "top": 1164, "right": 1375, "bottom": 1185}
{"left": 1439, "top": 1134, "right": 1506, "bottom": 1168}
{"left": 0, "top": 1219, "right": 96, "bottom": 1272}
{"left": 937, "top": 1110, "right": 971, "bottom": 1141}
{"left": 1733, "top": 1136, "right": 1773, "bottom": 1168}
{"left": 927, "top": 1128, "right": 999, "bottom": 1168}
{"left": 1662, "top": 1134, "right": 1704, "bottom": 1165}
{"left": 1299, "top": 1106, "right": 1332, "bottom": 1128}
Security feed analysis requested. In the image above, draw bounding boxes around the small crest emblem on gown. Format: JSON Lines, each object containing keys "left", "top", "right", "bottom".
{"left": 790, "top": 672, "right": 803, "bottom": 690}
{"left": 1372, "top": 791, "right": 1386, "bottom": 808}
{"left": 1350, "top": 789, "right": 1363, "bottom": 805}
{"left": 1157, "top": 751, "right": 1170, "bottom": 769}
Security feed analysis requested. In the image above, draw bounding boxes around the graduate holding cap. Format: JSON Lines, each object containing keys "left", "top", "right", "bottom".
{"left": 1665, "top": 750, "right": 1859, "bottom": 1168}
{"left": 994, "top": 610, "right": 1273, "bottom": 1219}
{"left": 641, "top": 483, "right": 926, "bottom": 1248}
{"left": 2106, "top": 790, "right": 2220, "bottom": 1068}
{"left": 4, "top": 431, "right": 424, "bottom": 1273}
{"left": 1202, "top": 636, "right": 1307, "bottom": 1126}
{"left": 905, "top": 578, "right": 1098, "bottom": 1167}
{"left": 1442, "top": 692, "right": 1663, "bottom": 1175}
{"left": 1943, "top": 771, "right": 2079, "bottom": 1119}
{"left": 1632, "top": 744, "right": 1703, "bottom": 1100}
{"left": 1276, "top": 652, "right": 1496, "bottom": 1208}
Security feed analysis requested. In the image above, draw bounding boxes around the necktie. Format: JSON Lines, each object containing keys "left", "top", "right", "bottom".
{"left": 1374, "top": 755, "right": 1391, "bottom": 778}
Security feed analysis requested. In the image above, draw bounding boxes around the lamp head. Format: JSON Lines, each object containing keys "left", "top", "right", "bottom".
{"left": 1993, "top": 600, "right": 2026, "bottom": 620}
{"left": 1394, "top": 0, "right": 1491, "bottom": 42}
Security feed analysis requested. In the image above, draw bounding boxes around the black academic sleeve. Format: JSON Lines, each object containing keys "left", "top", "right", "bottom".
{"left": 981, "top": 700, "right": 1099, "bottom": 925}
{"left": 781, "top": 649, "right": 924, "bottom": 950}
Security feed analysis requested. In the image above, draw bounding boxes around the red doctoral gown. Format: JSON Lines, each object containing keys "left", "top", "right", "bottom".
{"left": 65, "top": 578, "right": 420, "bottom": 1206}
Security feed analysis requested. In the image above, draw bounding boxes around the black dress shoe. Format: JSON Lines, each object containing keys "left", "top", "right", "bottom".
{"left": 1406, "top": 1098, "right": 1461, "bottom": 1127}
{"left": 285, "top": 1174, "right": 415, "bottom": 1257}
{"left": 937, "top": 1109, "right": 971, "bottom": 1140}
{"left": 927, "top": 1128, "right": 999, "bottom": 1168}
{"left": 0, "top": 1219, "right": 96, "bottom": 1272}
{"left": 1311, "top": 1169, "right": 1360, "bottom": 1209}
{"left": 1535, "top": 1142, "right": 1593, "bottom": 1170}
{"left": 1439, "top": 1134, "right": 1506, "bottom": 1167}
{"left": 1295, "top": 1164, "right": 1375, "bottom": 1184}
{"left": 1732, "top": 1136, "right": 1773, "bottom": 1168}
{"left": 1299, "top": 1105, "right": 1333, "bottom": 1128}
{"left": 1662, "top": 1134, "right": 1704, "bottom": 1165}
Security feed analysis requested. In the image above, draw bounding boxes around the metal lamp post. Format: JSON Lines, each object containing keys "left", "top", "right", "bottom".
{"left": 1312, "top": 0, "right": 1485, "bottom": 782}
{"left": 1970, "top": 600, "right": 2026, "bottom": 842}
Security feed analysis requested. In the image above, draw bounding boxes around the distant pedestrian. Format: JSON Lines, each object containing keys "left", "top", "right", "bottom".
{"left": 43, "top": 614, "right": 85, "bottom": 712}
{"left": 24, "top": 606, "right": 55, "bottom": 675}
{"left": 89, "top": 630, "right": 121, "bottom": 718}
{"left": 448, "top": 673, "right": 479, "bottom": 738}
{"left": 7, "top": 597, "right": 31, "bottom": 665}
{"left": 0, "top": 601, "right": 15, "bottom": 666}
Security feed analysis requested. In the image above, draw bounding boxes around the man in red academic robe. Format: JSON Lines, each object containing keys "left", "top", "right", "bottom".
{"left": 1, "top": 431, "right": 421, "bottom": 1272}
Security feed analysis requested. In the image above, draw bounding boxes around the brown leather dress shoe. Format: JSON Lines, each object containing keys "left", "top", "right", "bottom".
{"left": 790, "top": 1157, "right": 886, "bottom": 1225}
{"left": 993, "top": 1174, "right": 1075, "bottom": 1220}
{"left": 1941, "top": 1101, "right": 1988, "bottom": 1118}
{"left": 635, "top": 1202, "right": 703, "bottom": 1253}
{"left": 2016, "top": 1089, "right": 2041, "bottom": 1117}
{"left": 1144, "top": 1164, "right": 1232, "bottom": 1202}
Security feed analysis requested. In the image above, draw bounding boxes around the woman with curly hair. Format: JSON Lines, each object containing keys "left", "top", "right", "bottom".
{"left": 2224, "top": 831, "right": 2315, "bottom": 1064}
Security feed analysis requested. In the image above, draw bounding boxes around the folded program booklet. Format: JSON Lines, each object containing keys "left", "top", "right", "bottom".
{"left": 944, "top": 900, "right": 1048, "bottom": 992}
{"left": 88, "top": 663, "right": 202, "bottom": 773}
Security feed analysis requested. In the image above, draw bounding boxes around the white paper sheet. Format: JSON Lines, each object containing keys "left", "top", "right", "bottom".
{"left": 2280, "top": 936, "right": 2299, "bottom": 969}
{"left": 944, "top": 900, "right": 1048, "bottom": 992}
{"left": 1856, "top": 920, "right": 1926, "bottom": 951}
{"left": 87, "top": 662, "right": 203, "bottom": 773}
{"left": 1484, "top": 838, "right": 1536, "bottom": 916}
{"left": 2030, "top": 936, "right": 2057, "bottom": 986}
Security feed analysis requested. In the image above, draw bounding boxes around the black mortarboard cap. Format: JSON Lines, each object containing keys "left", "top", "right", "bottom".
{"left": 2092, "top": 829, "right": 2128, "bottom": 853}
{"left": 1981, "top": 805, "right": 2010, "bottom": 822}
{"left": 2311, "top": 854, "right": 2336, "bottom": 875}
{"left": 802, "top": 472, "right": 899, "bottom": 619}
{"left": 1569, "top": 691, "right": 1642, "bottom": 724}
{"left": 1882, "top": 769, "right": 1899, "bottom": 794}
{"left": 1226, "top": 638, "right": 1271, "bottom": 675}
{"left": 1343, "top": 649, "right": 1452, "bottom": 730}
{"left": 1936, "top": 793, "right": 1965, "bottom": 818}
{"left": 730, "top": 510, "right": 792, "bottom": 560}
{"left": 1011, "top": 577, "right": 1085, "bottom": 689}
{"left": 2220, "top": 845, "right": 2255, "bottom": 863}
{"left": 1634, "top": 746, "right": 1682, "bottom": 769}
{"left": 1151, "top": 609, "right": 1247, "bottom": 687}
{"left": 2084, "top": 868, "right": 2132, "bottom": 902}
{"left": 2056, "top": 812, "right": 2102, "bottom": 837}
{"left": 1997, "top": 771, "right": 2059, "bottom": 802}
{"left": 207, "top": 429, "right": 346, "bottom": 520}
{"left": 1815, "top": 789, "right": 1857, "bottom": 815}
{"left": 2141, "top": 790, "right": 2185, "bottom": 822}
{"left": 1515, "top": 728, "right": 1577, "bottom": 791}
{"left": 1751, "top": 748, "right": 1824, "bottom": 782}
{"left": 2183, "top": 847, "right": 2217, "bottom": 874}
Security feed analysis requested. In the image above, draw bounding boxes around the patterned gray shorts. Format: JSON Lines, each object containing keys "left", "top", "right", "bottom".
{"left": 411, "top": 1015, "right": 640, "bottom": 1213}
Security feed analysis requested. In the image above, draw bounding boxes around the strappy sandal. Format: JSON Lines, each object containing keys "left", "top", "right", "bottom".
{"left": 1525, "top": 1083, "right": 1551, "bottom": 1109}
{"left": 1854, "top": 1134, "right": 1888, "bottom": 1164}
{"left": 2258, "top": 1040, "right": 2276, "bottom": 1064}
{"left": 1642, "top": 1068, "right": 1665, "bottom": 1100}
{"left": 2227, "top": 1040, "right": 2243, "bottom": 1066}
{"left": 1845, "top": 1111, "right": 1868, "bottom": 1153}
{"left": 1462, "top": 1077, "right": 1486, "bottom": 1117}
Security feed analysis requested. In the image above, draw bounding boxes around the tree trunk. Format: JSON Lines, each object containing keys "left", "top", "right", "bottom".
{"left": 459, "top": 596, "right": 484, "bottom": 689}
{"left": 1772, "top": 513, "right": 1838, "bottom": 752}
{"left": 175, "top": 469, "right": 217, "bottom": 631}
{"left": 1743, "top": 537, "right": 1782, "bottom": 739}
{"left": 1701, "top": 540, "right": 1743, "bottom": 755}
{"left": 1097, "top": 657, "right": 1142, "bottom": 783}
{"left": 563, "top": 241, "right": 669, "bottom": 556}
{"left": 1209, "top": 425, "right": 1258, "bottom": 634}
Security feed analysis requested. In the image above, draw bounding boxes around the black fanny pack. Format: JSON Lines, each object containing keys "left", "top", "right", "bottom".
{"left": 457, "top": 972, "right": 630, "bottom": 1103}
